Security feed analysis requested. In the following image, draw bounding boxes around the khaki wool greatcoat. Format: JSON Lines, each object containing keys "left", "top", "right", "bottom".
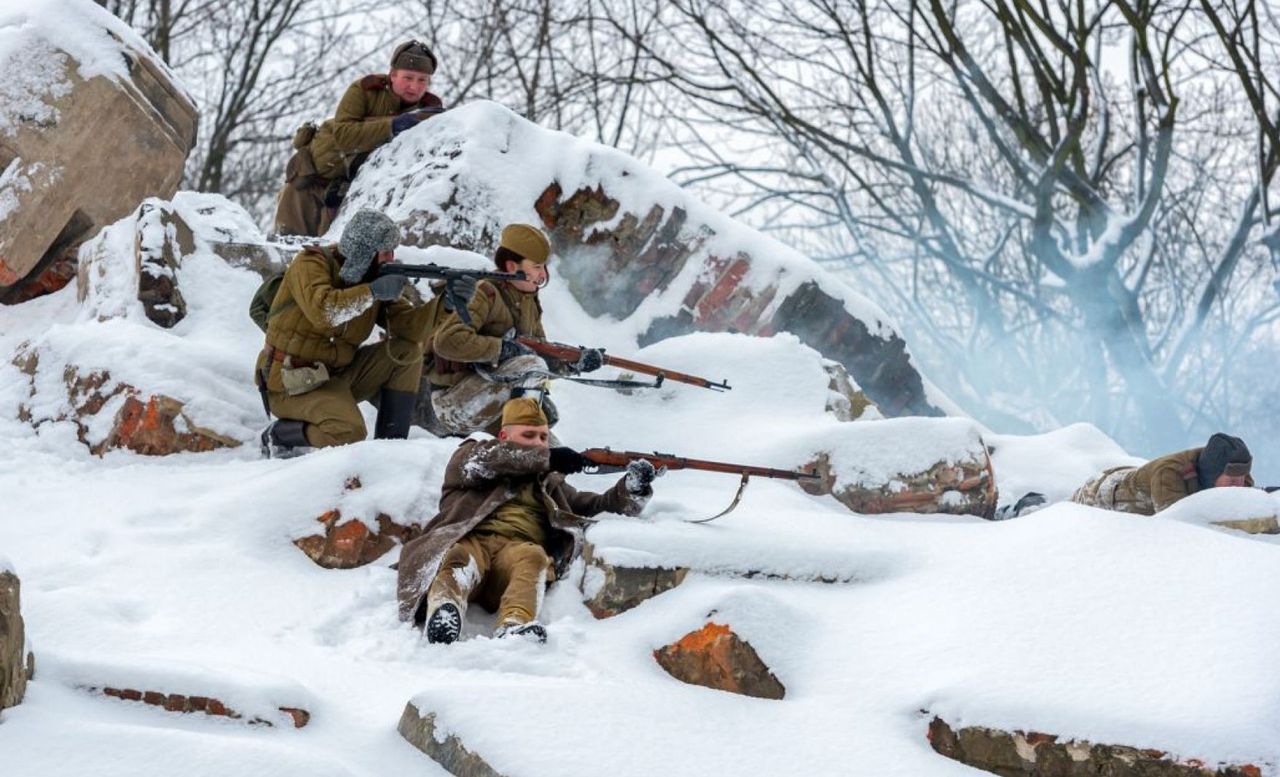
{"left": 1069, "top": 447, "right": 1251, "bottom": 515}
{"left": 396, "top": 438, "right": 647, "bottom": 623}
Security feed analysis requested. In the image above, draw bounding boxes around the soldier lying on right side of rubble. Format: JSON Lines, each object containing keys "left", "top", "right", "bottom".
{"left": 1000, "top": 433, "right": 1257, "bottom": 519}
{"left": 396, "top": 397, "right": 658, "bottom": 644}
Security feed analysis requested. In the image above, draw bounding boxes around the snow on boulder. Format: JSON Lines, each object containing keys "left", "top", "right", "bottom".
{"left": 398, "top": 703, "right": 505, "bottom": 777}
{"left": 338, "top": 101, "right": 943, "bottom": 418}
{"left": 0, "top": 561, "right": 34, "bottom": 710}
{"left": 293, "top": 475, "right": 426, "bottom": 569}
{"left": 43, "top": 653, "right": 313, "bottom": 728}
{"left": 8, "top": 194, "right": 272, "bottom": 454}
{"left": 653, "top": 622, "right": 785, "bottom": 700}
{"left": 927, "top": 716, "right": 1267, "bottom": 777}
{"left": 0, "top": 0, "right": 197, "bottom": 302}
{"left": 1159, "top": 488, "right": 1280, "bottom": 536}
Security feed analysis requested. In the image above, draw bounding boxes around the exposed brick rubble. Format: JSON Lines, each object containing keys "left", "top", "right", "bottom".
{"left": 133, "top": 200, "right": 192, "bottom": 328}
{"left": 653, "top": 622, "right": 785, "bottom": 700}
{"left": 927, "top": 716, "right": 1267, "bottom": 777}
{"left": 398, "top": 702, "right": 507, "bottom": 777}
{"left": 801, "top": 446, "right": 998, "bottom": 519}
{"left": 1, "top": 570, "right": 35, "bottom": 710}
{"left": 294, "top": 477, "right": 423, "bottom": 569}
{"left": 11, "top": 347, "right": 236, "bottom": 456}
{"left": 94, "top": 686, "right": 309, "bottom": 728}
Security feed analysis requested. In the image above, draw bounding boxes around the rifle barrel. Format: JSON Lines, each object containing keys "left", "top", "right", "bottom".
{"left": 580, "top": 448, "right": 817, "bottom": 480}
{"left": 379, "top": 263, "right": 526, "bottom": 283}
{"left": 517, "top": 338, "right": 731, "bottom": 391}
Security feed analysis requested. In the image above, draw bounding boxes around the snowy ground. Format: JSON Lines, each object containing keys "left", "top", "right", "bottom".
{"left": 1, "top": 219, "right": 1278, "bottom": 775}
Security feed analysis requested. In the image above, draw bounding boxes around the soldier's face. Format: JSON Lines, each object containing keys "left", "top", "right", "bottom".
{"left": 1214, "top": 473, "right": 1249, "bottom": 487}
{"left": 505, "top": 258, "right": 548, "bottom": 293}
{"left": 390, "top": 68, "right": 431, "bottom": 103}
{"left": 499, "top": 424, "right": 550, "bottom": 448}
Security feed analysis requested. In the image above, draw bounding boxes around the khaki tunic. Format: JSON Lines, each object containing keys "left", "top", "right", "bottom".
{"left": 429, "top": 280, "right": 546, "bottom": 387}
{"left": 396, "top": 438, "right": 648, "bottom": 623}
{"left": 254, "top": 245, "right": 434, "bottom": 446}
{"left": 273, "top": 75, "right": 443, "bottom": 236}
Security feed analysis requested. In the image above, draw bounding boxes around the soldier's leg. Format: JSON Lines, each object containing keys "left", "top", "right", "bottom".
{"left": 430, "top": 355, "right": 550, "bottom": 436}
{"left": 266, "top": 366, "right": 367, "bottom": 448}
{"left": 273, "top": 181, "right": 326, "bottom": 237}
{"left": 476, "top": 539, "right": 554, "bottom": 627}
{"left": 346, "top": 338, "right": 425, "bottom": 400}
{"left": 424, "top": 534, "right": 492, "bottom": 620}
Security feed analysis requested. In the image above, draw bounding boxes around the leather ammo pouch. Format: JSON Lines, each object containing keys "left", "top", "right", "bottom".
{"left": 280, "top": 356, "right": 330, "bottom": 396}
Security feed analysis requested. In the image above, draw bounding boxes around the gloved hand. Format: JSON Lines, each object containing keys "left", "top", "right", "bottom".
{"left": 443, "top": 274, "right": 478, "bottom": 312}
{"left": 499, "top": 332, "right": 534, "bottom": 362}
{"left": 625, "top": 459, "right": 660, "bottom": 495}
{"left": 572, "top": 347, "right": 605, "bottom": 373}
{"left": 391, "top": 112, "right": 422, "bottom": 136}
{"left": 368, "top": 273, "right": 409, "bottom": 301}
{"left": 548, "top": 446, "right": 589, "bottom": 474}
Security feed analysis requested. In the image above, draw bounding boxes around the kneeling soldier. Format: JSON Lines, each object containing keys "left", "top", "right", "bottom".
{"left": 1070, "top": 433, "right": 1254, "bottom": 515}
{"left": 395, "top": 398, "right": 656, "bottom": 643}
{"left": 428, "top": 223, "right": 602, "bottom": 436}
{"left": 256, "top": 209, "right": 438, "bottom": 456}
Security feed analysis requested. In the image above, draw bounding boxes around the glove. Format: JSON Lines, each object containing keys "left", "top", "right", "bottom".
{"left": 443, "top": 275, "right": 478, "bottom": 312}
{"left": 548, "top": 446, "right": 588, "bottom": 474}
{"left": 368, "top": 273, "right": 409, "bottom": 301}
{"left": 391, "top": 112, "right": 422, "bottom": 136}
{"left": 625, "top": 459, "right": 659, "bottom": 495}
{"left": 499, "top": 333, "right": 534, "bottom": 362}
{"left": 572, "top": 347, "right": 604, "bottom": 373}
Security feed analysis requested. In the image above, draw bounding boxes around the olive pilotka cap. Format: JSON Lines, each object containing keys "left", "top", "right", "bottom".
{"left": 498, "top": 224, "right": 552, "bottom": 264}
{"left": 501, "top": 398, "right": 549, "bottom": 428}
{"left": 391, "top": 40, "right": 437, "bottom": 74}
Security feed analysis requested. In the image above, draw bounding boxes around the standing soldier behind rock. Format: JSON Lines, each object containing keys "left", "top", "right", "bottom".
{"left": 428, "top": 223, "right": 604, "bottom": 436}
{"left": 1068, "top": 433, "right": 1255, "bottom": 515}
{"left": 273, "top": 41, "right": 445, "bottom": 237}
{"left": 257, "top": 209, "right": 444, "bottom": 457}
{"left": 396, "top": 398, "right": 657, "bottom": 644}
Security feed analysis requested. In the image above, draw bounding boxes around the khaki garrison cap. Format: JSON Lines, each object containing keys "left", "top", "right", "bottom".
{"left": 501, "top": 397, "right": 549, "bottom": 428}
{"left": 499, "top": 224, "right": 552, "bottom": 265}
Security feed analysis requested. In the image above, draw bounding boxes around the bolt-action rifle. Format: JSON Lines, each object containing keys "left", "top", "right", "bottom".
{"left": 579, "top": 447, "right": 818, "bottom": 523}
{"left": 376, "top": 264, "right": 526, "bottom": 327}
{"left": 516, "top": 338, "right": 732, "bottom": 392}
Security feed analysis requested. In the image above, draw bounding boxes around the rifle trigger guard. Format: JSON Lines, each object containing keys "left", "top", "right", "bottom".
{"left": 686, "top": 472, "right": 750, "bottom": 524}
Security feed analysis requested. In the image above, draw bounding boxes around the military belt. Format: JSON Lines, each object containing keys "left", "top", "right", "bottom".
{"left": 263, "top": 345, "right": 319, "bottom": 369}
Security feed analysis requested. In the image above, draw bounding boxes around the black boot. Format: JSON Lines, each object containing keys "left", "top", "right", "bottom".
{"left": 260, "top": 419, "right": 311, "bottom": 459}
{"left": 374, "top": 389, "right": 418, "bottom": 440}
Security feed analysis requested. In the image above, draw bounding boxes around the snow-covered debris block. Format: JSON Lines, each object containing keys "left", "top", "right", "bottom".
{"left": 46, "top": 654, "right": 312, "bottom": 728}
{"left": 398, "top": 703, "right": 506, "bottom": 777}
{"left": 927, "top": 717, "right": 1268, "bottom": 777}
{"left": 77, "top": 197, "right": 193, "bottom": 326}
{"left": 0, "top": 0, "right": 197, "bottom": 301}
{"left": 0, "top": 564, "right": 34, "bottom": 710}
{"left": 339, "top": 101, "right": 943, "bottom": 418}
{"left": 580, "top": 541, "right": 688, "bottom": 618}
{"left": 653, "top": 622, "right": 785, "bottom": 700}
{"left": 293, "top": 476, "right": 425, "bottom": 569}
{"left": 801, "top": 418, "right": 997, "bottom": 518}
{"left": 1159, "top": 488, "right": 1280, "bottom": 536}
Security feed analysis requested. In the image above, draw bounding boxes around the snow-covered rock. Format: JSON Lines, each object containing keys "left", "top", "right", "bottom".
{"left": 0, "top": 0, "right": 197, "bottom": 300}
{"left": 653, "top": 621, "right": 785, "bottom": 700}
{"left": 0, "top": 563, "right": 33, "bottom": 710}
{"left": 339, "top": 101, "right": 944, "bottom": 418}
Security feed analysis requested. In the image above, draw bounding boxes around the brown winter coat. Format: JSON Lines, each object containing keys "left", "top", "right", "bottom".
{"left": 428, "top": 280, "right": 546, "bottom": 387}
{"left": 396, "top": 438, "right": 647, "bottom": 622}
{"left": 259, "top": 245, "right": 433, "bottom": 371}
{"left": 309, "top": 75, "right": 444, "bottom": 180}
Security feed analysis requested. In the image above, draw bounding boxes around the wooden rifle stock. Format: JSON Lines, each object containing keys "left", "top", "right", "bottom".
{"left": 516, "top": 338, "right": 731, "bottom": 391}
{"left": 579, "top": 447, "right": 817, "bottom": 481}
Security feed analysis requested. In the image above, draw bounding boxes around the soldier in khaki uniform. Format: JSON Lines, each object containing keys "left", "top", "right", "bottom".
{"left": 1070, "top": 433, "right": 1254, "bottom": 515}
{"left": 428, "top": 223, "right": 603, "bottom": 436}
{"left": 273, "top": 41, "right": 445, "bottom": 237}
{"left": 396, "top": 398, "right": 657, "bottom": 644}
{"left": 257, "top": 210, "right": 440, "bottom": 456}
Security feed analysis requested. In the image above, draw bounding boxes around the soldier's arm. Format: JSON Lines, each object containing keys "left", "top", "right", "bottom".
{"left": 559, "top": 477, "right": 649, "bottom": 518}
{"left": 1150, "top": 464, "right": 1190, "bottom": 512}
{"left": 383, "top": 296, "right": 437, "bottom": 346}
{"left": 329, "top": 82, "right": 395, "bottom": 155}
{"left": 457, "top": 440, "right": 549, "bottom": 487}
{"left": 285, "top": 253, "right": 374, "bottom": 329}
{"left": 433, "top": 283, "right": 505, "bottom": 363}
